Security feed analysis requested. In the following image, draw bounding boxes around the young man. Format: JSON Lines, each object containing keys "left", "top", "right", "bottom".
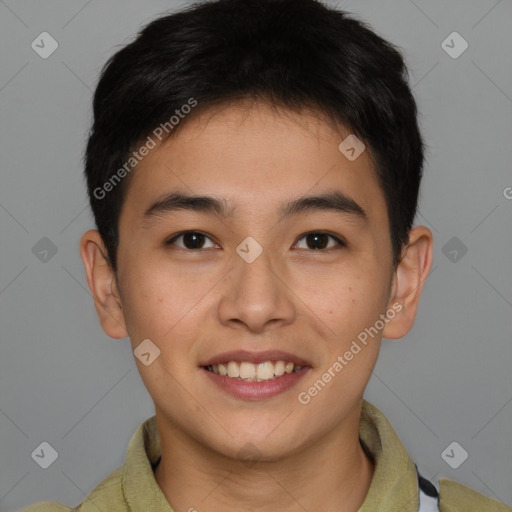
{"left": 23, "top": 0, "right": 511, "bottom": 510}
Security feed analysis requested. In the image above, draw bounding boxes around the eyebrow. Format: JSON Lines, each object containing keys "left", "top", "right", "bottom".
{"left": 143, "top": 191, "right": 367, "bottom": 223}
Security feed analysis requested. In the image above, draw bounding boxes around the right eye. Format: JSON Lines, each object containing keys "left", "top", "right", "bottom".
{"left": 164, "top": 231, "right": 219, "bottom": 251}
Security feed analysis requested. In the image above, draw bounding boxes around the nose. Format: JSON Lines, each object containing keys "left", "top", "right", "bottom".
{"left": 217, "top": 244, "right": 296, "bottom": 333}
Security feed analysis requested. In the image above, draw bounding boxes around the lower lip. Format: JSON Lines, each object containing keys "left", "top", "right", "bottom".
{"left": 202, "top": 367, "right": 310, "bottom": 400}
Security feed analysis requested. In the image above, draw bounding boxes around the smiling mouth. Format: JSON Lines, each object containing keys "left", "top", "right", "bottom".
{"left": 203, "top": 360, "right": 304, "bottom": 382}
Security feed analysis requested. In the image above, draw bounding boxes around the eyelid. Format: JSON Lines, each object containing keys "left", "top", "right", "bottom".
{"left": 165, "top": 231, "right": 218, "bottom": 248}
{"left": 293, "top": 231, "right": 346, "bottom": 250}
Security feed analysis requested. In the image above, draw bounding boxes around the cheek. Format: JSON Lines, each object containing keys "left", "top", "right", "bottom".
{"left": 117, "top": 258, "right": 176, "bottom": 343}
{"left": 117, "top": 254, "right": 219, "bottom": 345}
{"left": 314, "top": 270, "right": 388, "bottom": 340}
{"left": 307, "top": 280, "right": 388, "bottom": 400}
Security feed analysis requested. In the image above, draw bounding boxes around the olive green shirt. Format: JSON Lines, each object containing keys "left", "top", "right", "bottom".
{"left": 22, "top": 400, "right": 512, "bottom": 511}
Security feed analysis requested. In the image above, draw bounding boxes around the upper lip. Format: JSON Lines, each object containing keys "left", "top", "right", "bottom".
{"left": 200, "top": 350, "right": 311, "bottom": 367}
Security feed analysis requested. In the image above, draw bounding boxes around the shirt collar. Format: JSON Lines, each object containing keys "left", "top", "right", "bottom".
{"left": 122, "top": 400, "right": 420, "bottom": 512}
{"left": 358, "top": 400, "right": 420, "bottom": 512}
{"left": 122, "top": 413, "right": 172, "bottom": 511}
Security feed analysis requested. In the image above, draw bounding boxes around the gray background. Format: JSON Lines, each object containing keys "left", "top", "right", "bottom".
{"left": 1, "top": 0, "right": 511, "bottom": 510}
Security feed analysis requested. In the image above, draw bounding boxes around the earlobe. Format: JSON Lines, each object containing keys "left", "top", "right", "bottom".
{"left": 79, "top": 229, "right": 128, "bottom": 339}
{"left": 382, "top": 226, "right": 433, "bottom": 340}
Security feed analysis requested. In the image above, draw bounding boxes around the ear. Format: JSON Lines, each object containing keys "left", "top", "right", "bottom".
{"left": 382, "top": 226, "right": 433, "bottom": 339}
{"left": 79, "top": 229, "right": 128, "bottom": 339}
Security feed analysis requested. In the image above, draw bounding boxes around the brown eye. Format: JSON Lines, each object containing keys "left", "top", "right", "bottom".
{"left": 294, "top": 232, "right": 344, "bottom": 250}
{"left": 166, "top": 231, "right": 217, "bottom": 250}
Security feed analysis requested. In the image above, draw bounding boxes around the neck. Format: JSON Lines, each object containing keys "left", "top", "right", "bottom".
{"left": 153, "top": 408, "right": 374, "bottom": 512}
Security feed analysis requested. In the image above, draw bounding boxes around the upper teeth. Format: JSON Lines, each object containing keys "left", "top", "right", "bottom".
{"left": 206, "top": 361, "right": 303, "bottom": 382}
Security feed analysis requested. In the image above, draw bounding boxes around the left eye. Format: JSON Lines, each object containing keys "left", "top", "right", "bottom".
{"left": 293, "top": 232, "right": 344, "bottom": 251}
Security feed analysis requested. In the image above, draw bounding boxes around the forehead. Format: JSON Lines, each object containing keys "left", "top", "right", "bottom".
{"left": 121, "top": 101, "right": 387, "bottom": 223}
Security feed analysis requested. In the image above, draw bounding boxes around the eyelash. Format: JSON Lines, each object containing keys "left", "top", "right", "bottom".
{"left": 164, "top": 231, "right": 346, "bottom": 251}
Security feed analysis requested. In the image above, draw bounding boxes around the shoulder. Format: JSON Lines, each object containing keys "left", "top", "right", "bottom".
{"left": 17, "top": 504, "right": 71, "bottom": 512}
{"left": 439, "top": 478, "right": 512, "bottom": 512}
{"left": 19, "top": 466, "right": 125, "bottom": 512}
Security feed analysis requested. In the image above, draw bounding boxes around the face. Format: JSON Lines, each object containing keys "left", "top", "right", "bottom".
{"left": 82, "top": 101, "right": 430, "bottom": 462}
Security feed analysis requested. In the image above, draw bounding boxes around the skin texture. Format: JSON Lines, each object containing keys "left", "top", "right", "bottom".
{"left": 80, "top": 101, "right": 433, "bottom": 512}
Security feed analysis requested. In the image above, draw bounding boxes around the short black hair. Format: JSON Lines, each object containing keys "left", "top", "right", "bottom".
{"left": 85, "top": 0, "right": 425, "bottom": 271}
